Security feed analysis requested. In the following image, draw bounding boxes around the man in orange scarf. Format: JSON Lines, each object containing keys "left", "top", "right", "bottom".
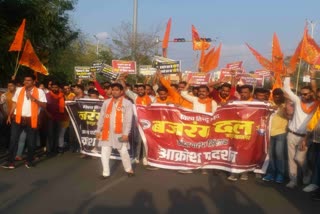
{"left": 96, "top": 83, "right": 134, "bottom": 179}
{"left": 45, "top": 81, "right": 67, "bottom": 156}
{"left": 283, "top": 71, "right": 318, "bottom": 189}
{"left": 3, "top": 74, "right": 47, "bottom": 169}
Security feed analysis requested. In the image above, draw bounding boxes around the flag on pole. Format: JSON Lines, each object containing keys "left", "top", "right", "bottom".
{"left": 246, "top": 43, "right": 273, "bottom": 71}
{"left": 191, "top": 25, "right": 210, "bottom": 50}
{"left": 9, "top": 19, "right": 26, "bottom": 52}
{"left": 162, "top": 18, "right": 172, "bottom": 57}
{"left": 300, "top": 28, "right": 320, "bottom": 64}
{"left": 19, "top": 39, "right": 48, "bottom": 75}
{"left": 272, "top": 33, "right": 286, "bottom": 74}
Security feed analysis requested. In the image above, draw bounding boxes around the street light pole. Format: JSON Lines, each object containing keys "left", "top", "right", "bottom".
{"left": 93, "top": 35, "right": 99, "bottom": 58}
{"left": 132, "top": 0, "right": 138, "bottom": 61}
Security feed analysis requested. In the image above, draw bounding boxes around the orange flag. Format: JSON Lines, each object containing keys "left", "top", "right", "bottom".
{"left": 272, "top": 33, "right": 286, "bottom": 74}
{"left": 9, "top": 19, "right": 26, "bottom": 52}
{"left": 289, "top": 39, "right": 302, "bottom": 71}
{"left": 272, "top": 73, "right": 283, "bottom": 90}
{"left": 191, "top": 25, "right": 210, "bottom": 50}
{"left": 203, "top": 43, "right": 221, "bottom": 72}
{"left": 162, "top": 18, "right": 172, "bottom": 57}
{"left": 19, "top": 40, "right": 48, "bottom": 75}
{"left": 246, "top": 43, "right": 273, "bottom": 71}
{"left": 199, "top": 46, "right": 215, "bottom": 72}
{"left": 300, "top": 28, "right": 320, "bottom": 64}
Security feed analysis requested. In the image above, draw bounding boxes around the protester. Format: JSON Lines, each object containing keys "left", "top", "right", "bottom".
{"left": 2, "top": 74, "right": 47, "bottom": 169}
{"left": 96, "top": 83, "right": 134, "bottom": 179}
{"left": 283, "top": 71, "right": 318, "bottom": 189}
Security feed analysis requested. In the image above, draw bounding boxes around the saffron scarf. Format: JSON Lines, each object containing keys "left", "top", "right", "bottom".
{"left": 136, "top": 95, "right": 152, "bottom": 106}
{"left": 218, "top": 94, "right": 230, "bottom": 104}
{"left": 15, "top": 87, "right": 39, "bottom": 128}
{"left": 198, "top": 98, "right": 213, "bottom": 113}
{"left": 49, "top": 91, "right": 65, "bottom": 113}
{"left": 301, "top": 101, "right": 319, "bottom": 114}
{"left": 101, "top": 97, "right": 123, "bottom": 140}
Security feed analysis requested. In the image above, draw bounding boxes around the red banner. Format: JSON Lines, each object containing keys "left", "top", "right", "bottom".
{"left": 112, "top": 60, "right": 136, "bottom": 74}
{"left": 136, "top": 102, "right": 273, "bottom": 173}
{"left": 187, "top": 73, "right": 211, "bottom": 86}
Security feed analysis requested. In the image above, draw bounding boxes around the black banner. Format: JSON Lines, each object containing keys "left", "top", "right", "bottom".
{"left": 65, "top": 99, "right": 136, "bottom": 159}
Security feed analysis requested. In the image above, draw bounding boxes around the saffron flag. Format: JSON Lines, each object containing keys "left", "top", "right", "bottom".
{"left": 246, "top": 43, "right": 273, "bottom": 71}
{"left": 203, "top": 43, "right": 221, "bottom": 72}
{"left": 300, "top": 28, "right": 320, "bottom": 64}
{"left": 162, "top": 18, "right": 172, "bottom": 58}
{"left": 9, "top": 19, "right": 26, "bottom": 52}
{"left": 272, "top": 33, "right": 285, "bottom": 74}
{"left": 192, "top": 25, "right": 210, "bottom": 50}
{"left": 19, "top": 40, "right": 48, "bottom": 75}
{"left": 289, "top": 39, "right": 302, "bottom": 71}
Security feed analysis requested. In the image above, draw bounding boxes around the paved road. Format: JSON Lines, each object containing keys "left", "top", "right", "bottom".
{"left": 0, "top": 152, "right": 319, "bottom": 214}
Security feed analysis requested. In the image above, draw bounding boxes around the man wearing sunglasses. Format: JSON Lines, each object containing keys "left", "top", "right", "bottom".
{"left": 283, "top": 70, "right": 318, "bottom": 189}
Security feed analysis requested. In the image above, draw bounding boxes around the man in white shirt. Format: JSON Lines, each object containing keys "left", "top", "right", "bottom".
{"left": 2, "top": 74, "right": 47, "bottom": 169}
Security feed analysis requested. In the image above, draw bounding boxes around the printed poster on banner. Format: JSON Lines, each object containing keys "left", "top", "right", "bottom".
{"left": 74, "top": 66, "right": 91, "bottom": 80}
{"left": 139, "top": 65, "right": 157, "bottom": 76}
{"left": 65, "top": 99, "right": 136, "bottom": 159}
{"left": 136, "top": 103, "right": 273, "bottom": 173}
{"left": 238, "top": 73, "right": 264, "bottom": 87}
{"left": 112, "top": 60, "right": 136, "bottom": 74}
{"left": 100, "top": 63, "right": 119, "bottom": 81}
{"left": 225, "top": 61, "right": 243, "bottom": 71}
{"left": 152, "top": 56, "right": 181, "bottom": 74}
{"left": 187, "top": 73, "right": 211, "bottom": 86}
{"left": 218, "top": 68, "right": 242, "bottom": 82}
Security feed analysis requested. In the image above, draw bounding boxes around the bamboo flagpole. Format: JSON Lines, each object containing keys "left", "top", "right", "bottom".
{"left": 295, "top": 58, "right": 303, "bottom": 94}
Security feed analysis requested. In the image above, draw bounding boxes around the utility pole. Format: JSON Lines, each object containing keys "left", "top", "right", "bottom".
{"left": 93, "top": 35, "right": 99, "bottom": 58}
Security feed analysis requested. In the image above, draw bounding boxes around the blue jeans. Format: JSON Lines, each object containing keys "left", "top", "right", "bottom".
{"left": 8, "top": 120, "right": 37, "bottom": 163}
{"left": 267, "top": 133, "right": 287, "bottom": 177}
{"left": 310, "top": 144, "right": 320, "bottom": 185}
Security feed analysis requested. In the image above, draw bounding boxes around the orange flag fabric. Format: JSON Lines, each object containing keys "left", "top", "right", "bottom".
{"left": 9, "top": 19, "right": 26, "bottom": 52}
{"left": 272, "top": 33, "right": 286, "bottom": 74}
{"left": 246, "top": 43, "right": 273, "bottom": 71}
{"left": 19, "top": 40, "right": 48, "bottom": 75}
{"left": 162, "top": 18, "right": 172, "bottom": 57}
{"left": 203, "top": 43, "right": 221, "bottom": 72}
{"left": 289, "top": 39, "right": 303, "bottom": 71}
{"left": 191, "top": 25, "right": 210, "bottom": 50}
{"left": 300, "top": 28, "right": 320, "bottom": 64}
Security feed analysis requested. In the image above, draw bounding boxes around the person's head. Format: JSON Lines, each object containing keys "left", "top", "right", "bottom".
{"left": 50, "top": 81, "right": 61, "bottom": 94}
{"left": 272, "top": 88, "right": 285, "bottom": 105}
{"left": 238, "top": 85, "right": 253, "bottom": 101}
{"left": 192, "top": 86, "right": 199, "bottom": 97}
{"left": 197, "top": 85, "right": 210, "bottom": 99}
{"left": 111, "top": 83, "right": 124, "bottom": 99}
{"left": 126, "top": 83, "right": 132, "bottom": 91}
{"left": 133, "top": 84, "right": 139, "bottom": 94}
{"left": 7, "top": 80, "right": 16, "bottom": 93}
{"left": 300, "top": 85, "right": 314, "bottom": 103}
{"left": 103, "top": 81, "right": 111, "bottom": 88}
{"left": 104, "top": 85, "right": 112, "bottom": 97}
{"left": 136, "top": 84, "right": 146, "bottom": 97}
{"left": 170, "top": 83, "right": 178, "bottom": 92}
{"left": 23, "top": 74, "right": 36, "bottom": 88}
{"left": 63, "top": 84, "right": 71, "bottom": 95}
{"left": 178, "top": 81, "right": 187, "bottom": 92}
{"left": 254, "top": 88, "right": 269, "bottom": 101}
{"left": 219, "top": 83, "right": 232, "bottom": 99}
{"left": 87, "top": 89, "right": 99, "bottom": 99}
{"left": 47, "top": 80, "right": 53, "bottom": 90}
{"left": 74, "top": 84, "right": 84, "bottom": 95}
{"left": 285, "top": 99, "right": 295, "bottom": 120}
{"left": 157, "top": 87, "right": 169, "bottom": 101}
{"left": 88, "top": 81, "right": 95, "bottom": 90}
{"left": 145, "top": 84, "right": 154, "bottom": 96}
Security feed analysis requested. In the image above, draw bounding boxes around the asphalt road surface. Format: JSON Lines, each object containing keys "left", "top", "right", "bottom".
{"left": 0, "top": 152, "right": 319, "bottom": 214}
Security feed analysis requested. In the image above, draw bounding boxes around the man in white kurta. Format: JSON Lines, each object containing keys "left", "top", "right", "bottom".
{"left": 96, "top": 83, "right": 134, "bottom": 178}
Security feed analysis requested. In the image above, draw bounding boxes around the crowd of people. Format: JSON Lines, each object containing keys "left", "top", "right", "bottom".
{"left": 0, "top": 68, "right": 320, "bottom": 201}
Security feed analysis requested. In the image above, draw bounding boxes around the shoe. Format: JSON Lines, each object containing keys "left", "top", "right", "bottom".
{"left": 134, "top": 158, "right": 140, "bottom": 164}
{"left": 286, "top": 181, "right": 297, "bottom": 189}
{"left": 227, "top": 175, "right": 238, "bottom": 181}
{"left": 146, "top": 166, "right": 159, "bottom": 171}
{"left": 127, "top": 172, "right": 135, "bottom": 177}
{"left": 2, "top": 163, "right": 15, "bottom": 169}
{"left": 178, "top": 170, "right": 193, "bottom": 174}
{"left": 262, "top": 174, "right": 274, "bottom": 182}
{"left": 15, "top": 156, "right": 23, "bottom": 161}
{"left": 240, "top": 173, "right": 249, "bottom": 181}
{"left": 303, "top": 184, "right": 319, "bottom": 192}
{"left": 25, "top": 162, "right": 35, "bottom": 168}
{"left": 312, "top": 192, "right": 320, "bottom": 201}
{"left": 80, "top": 154, "right": 88, "bottom": 159}
{"left": 255, "top": 173, "right": 262, "bottom": 179}
{"left": 100, "top": 175, "right": 110, "bottom": 180}
{"left": 142, "top": 157, "right": 148, "bottom": 166}
{"left": 275, "top": 174, "right": 284, "bottom": 184}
